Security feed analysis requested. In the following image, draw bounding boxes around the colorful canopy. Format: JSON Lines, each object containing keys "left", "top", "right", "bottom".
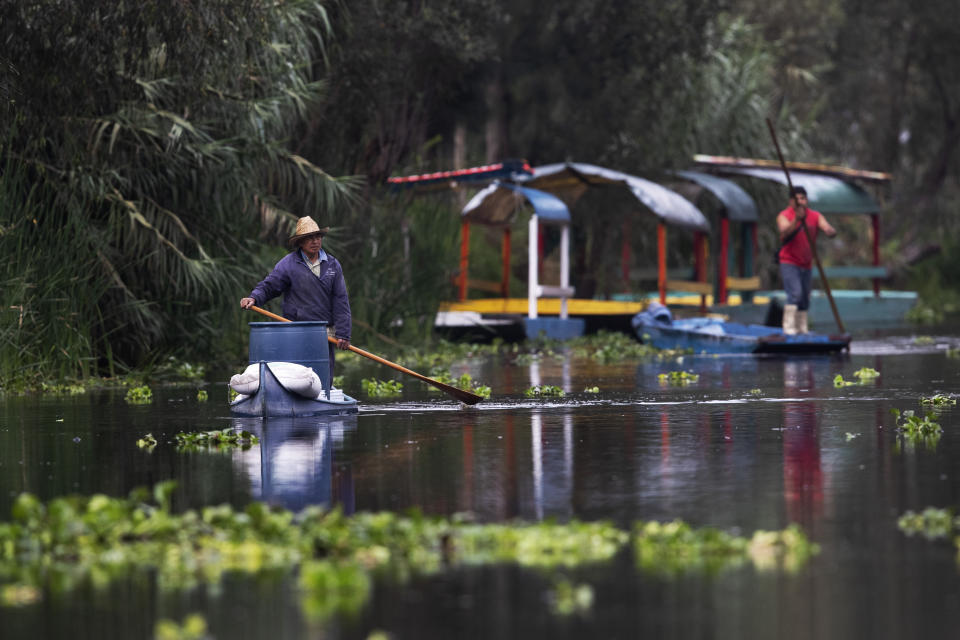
{"left": 461, "top": 181, "right": 570, "bottom": 225}
{"left": 690, "top": 156, "right": 888, "bottom": 216}
{"left": 673, "top": 170, "right": 758, "bottom": 222}
{"left": 521, "top": 162, "right": 710, "bottom": 231}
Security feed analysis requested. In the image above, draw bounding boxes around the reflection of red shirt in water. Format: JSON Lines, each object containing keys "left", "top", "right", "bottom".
{"left": 783, "top": 363, "right": 823, "bottom": 530}
{"left": 778, "top": 207, "right": 822, "bottom": 269}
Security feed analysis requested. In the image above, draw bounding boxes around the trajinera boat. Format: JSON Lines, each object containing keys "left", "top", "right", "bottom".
{"left": 632, "top": 303, "right": 850, "bottom": 355}
{"left": 229, "top": 320, "right": 358, "bottom": 417}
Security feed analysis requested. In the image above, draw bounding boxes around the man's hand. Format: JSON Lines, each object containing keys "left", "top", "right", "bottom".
{"left": 240, "top": 297, "right": 255, "bottom": 309}
{"left": 336, "top": 338, "right": 350, "bottom": 350}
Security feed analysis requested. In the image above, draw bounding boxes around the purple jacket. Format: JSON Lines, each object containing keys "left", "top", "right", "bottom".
{"left": 249, "top": 250, "right": 351, "bottom": 340}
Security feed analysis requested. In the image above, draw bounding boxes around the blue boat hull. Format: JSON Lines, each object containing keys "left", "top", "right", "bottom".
{"left": 633, "top": 312, "right": 850, "bottom": 355}
{"left": 230, "top": 362, "right": 358, "bottom": 417}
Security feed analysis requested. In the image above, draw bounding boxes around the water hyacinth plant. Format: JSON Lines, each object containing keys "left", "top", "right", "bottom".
{"left": 361, "top": 378, "right": 403, "bottom": 398}
{"left": 524, "top": 385, "right": 566, "bottom": 398}
{"left": 897, "top": 507, "right": 958, "bottom": 540}
{"left": 174, "top": 429, "right": 259, "bottom": 451}
{"left": 0, "top": 484, "right": 820, "bottom": 614}
{"left": 658, "top": 371, "right": 699, "bottom": 386}
{"left": 834, "top": 368, "right": 880, "bottom": 387}
{"left": 136, "top": 434, "right": 158, "bottom": 450}
{"left": 892, "top": 408, "right": 942, "bottom": 450}
{"left": 921, "top": 394, "right": 956, "bottom": 406}
{"left": 124, "top": 385, "right": 153, "bottom": 404}
{"left": 633, "top": 520, "right": 819, "bottom": 575}
{"left": 427, "top": 370, "right": 491, "bottom": 399}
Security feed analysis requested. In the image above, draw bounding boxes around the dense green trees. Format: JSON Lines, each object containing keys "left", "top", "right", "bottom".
{"left": 1, "top": 0, "right": 357, "bottom": 380}
{"left": 3, "top": 0, "right": 960, "bottom": 384}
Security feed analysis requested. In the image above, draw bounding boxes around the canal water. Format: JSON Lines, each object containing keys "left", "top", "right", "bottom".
{"left": 2, "top": 328, "right": 960, "bottom": 639}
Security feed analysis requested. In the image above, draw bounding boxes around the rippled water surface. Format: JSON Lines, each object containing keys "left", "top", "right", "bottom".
{"left": 3, "top": 327, "right": 960, "bottom": 639}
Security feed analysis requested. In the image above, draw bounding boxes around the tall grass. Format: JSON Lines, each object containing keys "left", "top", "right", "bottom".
{"left": 0, "top": 162, "right": 112, "bottom": 386}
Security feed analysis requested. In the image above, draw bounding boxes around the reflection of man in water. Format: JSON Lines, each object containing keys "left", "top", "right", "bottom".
{"left": 782, "top": 360, "right": 823, "bottom": 530}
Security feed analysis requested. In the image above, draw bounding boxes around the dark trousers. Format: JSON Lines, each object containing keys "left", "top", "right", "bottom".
{"left": 780, "top": 263, "right": 812, "bottom": 310}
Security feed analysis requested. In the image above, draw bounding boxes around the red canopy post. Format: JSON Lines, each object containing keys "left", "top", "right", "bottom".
{"left": 694, "top": 231, "right": 707, "bottom": 312}
{"left": 718, "top": 218, "right": 729, "bottom": 304}
{"left": 872, "top": 214, "right": 881, "bottom": 297}
{"left": 621, "top": 220, "right": 631, "bottom": 292}
{"left": 658, "top": 223, "right": 667, "bottom": 304}
{"left": 458, "top": 221, "right": 470, "bottom": 301}
{"left": 501, "top": 226, "right": 511, "bottom": 298}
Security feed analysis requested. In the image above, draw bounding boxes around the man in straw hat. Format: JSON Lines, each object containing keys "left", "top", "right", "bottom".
{"left": 240, "top": 216, "right": 351, "bottom": 379}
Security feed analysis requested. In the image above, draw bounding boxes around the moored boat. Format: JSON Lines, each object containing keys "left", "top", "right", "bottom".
{"left": 632, "top": 303, "right": 850, "bottom": 355}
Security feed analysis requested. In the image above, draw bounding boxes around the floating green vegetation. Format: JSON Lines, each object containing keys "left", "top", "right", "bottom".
{"left": 196, "top": 389, "right": 208, "bottom": 403}
{"left": 548, "top": 578, "right": 594, "bottom": 616}
{"left": 921, "top": 394, "right": 956, "bottom": 406}
{"left": 0, "top": 484, "right": 818, "bottom": 616}
{"left": 892, "top": 408, "right": 942, "bottom": 436}
{"left": 749, "top": 388, "right": 763, "bottom": 396}
{"left": 633, "top": 521, "right": 819, "bottom": 575}
{"left": 0, "top": 583, "right": 40, "bottom": 607}
{"left": 136, "top": 434, "right": 158, "bottom": 450}
{"left": 946, "top": 347, "right": 960, "bottom": 359}
{"left": 524, "top": 385, "right": 566, "bottom": 398}
{"left": 569, "top": 330, "right": 664, "bottom": 363}
{"left": 845, "top": 432, "right": 859, "bottom": 441}
{"left": 897, "top": 507, "right": 958, "bottom": 540}
{"left": 658, "top": 371, "right": 699, "bottom": 386}
{"left": 427, "top": 370, "right": 491, "bottom": 399}
{"left": 361, "top": 378, "right": 403, "bottom": 398}
{"left": 853, "top": 367, "right": 880, "bottom": 380}
{"left": 174, "top": 429, "right": 259, "bottom": 451}
{"left": 583, "top": 386, "right": 600, "bottom": 394}
{"left": 513, "top": 348, "right": 562, "bottom": 365}
{"left": 833, "top": 374, "right": 856, "bottom": 388}
{"left": 913, "top": 335, "right": 935, "bottom": 346}
{"left": 892, "top": 409, "right": 942, "bottom": 450}
{"left": 155, "top": 613, "right": 208, "bottom": 640}
{"left": 39, "top": 382, "right": 86, "bottom": 396}
{"left": 124, "top": 385, "right": 153, "bottom": 404}
{"left": 834, "top": 368, "right": 880, "bottom": 387}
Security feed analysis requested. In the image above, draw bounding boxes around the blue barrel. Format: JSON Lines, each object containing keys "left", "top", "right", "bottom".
{"left": 248, "top": 321, "right": 331, "bottom": 393}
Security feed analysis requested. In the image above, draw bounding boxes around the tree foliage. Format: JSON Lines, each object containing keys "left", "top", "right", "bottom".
{"left": 1, "top": 0, "right": 357, "bottom": 376}
{"left": 5, "top": 0, "right": 960, "bottom": 381}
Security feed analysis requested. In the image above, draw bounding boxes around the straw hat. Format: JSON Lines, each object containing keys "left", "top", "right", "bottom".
{"left": 287, "top": 216, "right": 330, "bottom": 247}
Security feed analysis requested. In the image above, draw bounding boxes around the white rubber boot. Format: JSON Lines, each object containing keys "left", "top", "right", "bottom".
{"left": 783, "top": 304, "right": 798, "bottom": 335}
{"left": 796, "top": 310, "right": 809, "bottom": 334}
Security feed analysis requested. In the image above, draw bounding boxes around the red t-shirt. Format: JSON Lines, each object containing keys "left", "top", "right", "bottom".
{"left": 778, "top": 207, "right": 821, "bottom": 269}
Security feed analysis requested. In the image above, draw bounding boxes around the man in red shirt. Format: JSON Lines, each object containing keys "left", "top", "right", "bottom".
{"left": 776, "top": 186, "right": 836, "bottom": 334}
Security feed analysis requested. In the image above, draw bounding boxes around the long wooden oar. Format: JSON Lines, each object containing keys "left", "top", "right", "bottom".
{"left": 766, "top": 119, "right": 846, "bottom": 334}
{"left": 247, "top": 305, "right": 483, "bottom": 405}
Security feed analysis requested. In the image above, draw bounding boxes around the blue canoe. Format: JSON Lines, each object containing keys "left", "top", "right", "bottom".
{"left": 632, "top": 304, "right": 850, "bottom": 355}
{"left": 230, "top": 362, "right": 358, "bottom": 417}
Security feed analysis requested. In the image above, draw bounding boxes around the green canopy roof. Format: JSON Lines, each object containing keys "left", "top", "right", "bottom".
{"left": 698, "top": 166, "right": 881, "bottom": 215}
